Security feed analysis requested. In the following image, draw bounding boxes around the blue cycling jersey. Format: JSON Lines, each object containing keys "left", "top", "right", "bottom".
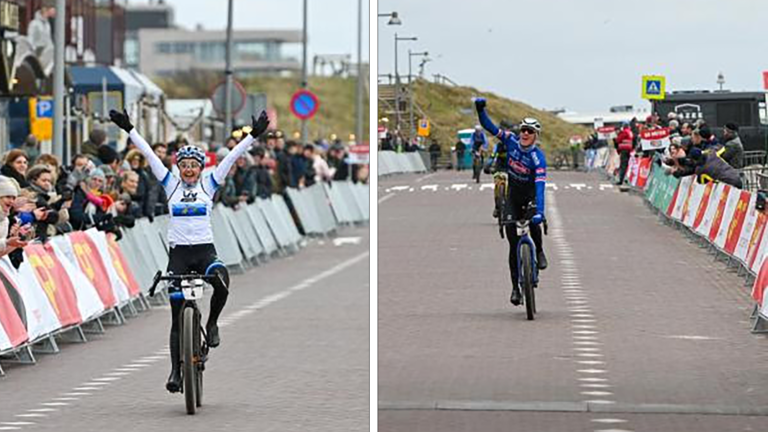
{"left": 478, "top": 108, "right": 547, "bottom": 215}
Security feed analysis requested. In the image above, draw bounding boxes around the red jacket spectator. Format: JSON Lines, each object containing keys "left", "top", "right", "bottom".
{"left": 615, "top": 125, "right": 634, "bottom": 152}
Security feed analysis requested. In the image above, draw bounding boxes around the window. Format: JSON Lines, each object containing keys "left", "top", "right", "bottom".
{"left": 234, "top": 41, "right": 268, "bottom": 61}
{"left": 155, "top": 42, "right": 171, "bottom": 54}
{"left": 197, "top": 41, "right": 225, "bottom": 62}
{"left": 759, "top": 101, "right": 768, "bottom": 125}
{"left": 174, "top": 42, "right": 195, "bottom": 54}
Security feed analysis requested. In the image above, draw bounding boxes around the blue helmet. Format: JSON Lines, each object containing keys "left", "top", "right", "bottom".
{"left": 176, "top": 145, "right": 205, "bottom": 166}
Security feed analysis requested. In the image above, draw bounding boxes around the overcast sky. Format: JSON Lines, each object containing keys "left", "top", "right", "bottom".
{"left": 164, "top": 0, "right": 368, "bottom": 61}
{"left": 378, "top": 0, "right": 768, "bottom": 113}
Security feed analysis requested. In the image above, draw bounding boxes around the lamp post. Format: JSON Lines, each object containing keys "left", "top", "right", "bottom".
{"left": 224, "top": 0, "right": 234, "bottom": 135}
{"left": 408, "top": 50, "right": 428, "bottom": 139}
{"left": 394, "top": 33, "right": 416, "bottom": 134}
{"left": 377, "top": 11, "right": 402, "bottom": 25}
{"left": 300, "top": 0, "right": 309, "bottom": 143}
{"left": 355, "top": 0, "right": 364, "bottom": 145}
{"left": 53, "top": 0, "right": 65, "bottom": 159}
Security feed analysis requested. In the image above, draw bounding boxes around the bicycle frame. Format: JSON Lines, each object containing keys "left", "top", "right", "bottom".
{"left": 515, "top": 221, "right": 539, "bottom": 287}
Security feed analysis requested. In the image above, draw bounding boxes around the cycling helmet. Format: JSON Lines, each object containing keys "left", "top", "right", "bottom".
{"left": 519, "top": 117, "right": 542, "bottom": 133}
{"left": 176, "top": 145, "right": 205, "bottom": 166}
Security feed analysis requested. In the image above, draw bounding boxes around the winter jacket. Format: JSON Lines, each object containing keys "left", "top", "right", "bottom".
{"left": 720, "top": 135, "right": 744, "bottom": 169}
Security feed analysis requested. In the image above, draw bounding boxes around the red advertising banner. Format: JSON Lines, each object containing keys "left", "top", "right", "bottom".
{"left": 0, "top": 266, "right": 28, "bottom": 348}
{"left": 69, "top": 232, "right": 117, "bottom": 309}
{"left": 723, "top": 191, "right": 751, "bottom": 254}
{"left": 640, "top": 127, "right": 671, "bottom": 151}
{"left": 636, "top": 158, "right": 652, "bottom": 189}
{"left": 693, "top": 182, "right": 715, "bottom": 230}
{"left": 749, "top": 213, "right": 768, "bottom": 270}
{"left": 666, "top": 182, "right": 681, "bottom": 217}
{"left": 708, "top": 185, "right": 732, "bottom": 242}
{"left": 752, "top": 256, "right": 768, "bottom": 304}
{"left": 106, "top": 234, "right": 141, "bottom": 298}
{"left": 26, "top": 244, "right": 81, "bottom": 327}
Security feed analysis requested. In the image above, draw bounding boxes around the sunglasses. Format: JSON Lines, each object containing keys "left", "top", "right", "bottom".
{"left": 520, "top": 128, "right": 536, "bottom": 135}
{"left": 179, "top": 161, "right": 202, "bottom": 170}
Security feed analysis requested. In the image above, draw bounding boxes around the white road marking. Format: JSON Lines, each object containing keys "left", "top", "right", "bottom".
{"left": 0, "top": 423, "right": 35, "bottom": 426}
{"left": 61, "top": 393, "right": 91, "bottom": 397}
{"left": 582, "top": 391, "right": 613, "bottom": 396}
{"left": 582, "top": 384, "right": 613, "bottom": 389}
{"left": 0, "top": 427, "right": 22, "bottom": 431}
{"left": 663, "top": 335, "right": 723, "bottom": 341}
{"left": 26, "top": 409, "right": 57, "bottom": 413}
{"left": 577, "top": 360, "right": 606, "bottom": 365}
{"left": 546, "top": 183, "right": 559, "bottom": 190}
{"left": 333, "top": 236, "right": 362, "bottom": 246}
{"left": 420, "top": 184, "right": 438, "bottom": 192}
{"left": 579, "top": 377, "right": 609, "bottom": 382}
{"left": 389, "top": 186, "right": 409, "bottom": 192}
{"left": 479, "top": 183, "right": 494, "bottom": 191}
{"left": 592, "top": 419, "right": 628, "bottom": 424}
{"left": 13, "top": 415, "right": 46, "bottom": 419}
{"left": 92, "top": 377, "right": 121, "bottom": 382}
{"left": 378, "top": 193, "right": 395, "bottom": 204}
{"left": 599, "top": 183, "right": 615, "bottom": 191}
{"left": 450, "top": 184, "right": 468, "bottom": 191}
{"left": 585, "top": 400, "right": 616, "bottom": 405}
{"left": 40, "top": 403, "right": 69, "bottom": 407}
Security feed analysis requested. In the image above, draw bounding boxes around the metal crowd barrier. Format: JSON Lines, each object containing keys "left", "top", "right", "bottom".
{"left": 0, "top": 182, "right": 368, "bottom": 377}
{"left": 378, "top": 151, "right": 428, "bottom": 176}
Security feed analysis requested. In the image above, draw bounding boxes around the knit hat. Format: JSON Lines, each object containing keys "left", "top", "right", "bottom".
{"left": 725, "top": 123, "right": 739, "bottom": 133}
{"left": 89, "top": 168, "right": 106, "bottom": 181}
{"left": 0, "top": 176, "right": 18, "bottom": 197}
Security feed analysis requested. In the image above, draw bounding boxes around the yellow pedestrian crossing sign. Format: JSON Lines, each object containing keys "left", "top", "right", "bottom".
{"left": 417, "top": 118, "right": 431, "bottom": 137}
{"left": 642, "top": 75, "right": 666, "bottom": 100}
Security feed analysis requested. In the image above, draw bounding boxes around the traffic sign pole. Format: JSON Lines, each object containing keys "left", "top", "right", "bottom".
{"left": 52, "top": 0, "right": 65, "bottom": 160}
{"left": 301, "top": 0, "right": 309, "bottom": 144}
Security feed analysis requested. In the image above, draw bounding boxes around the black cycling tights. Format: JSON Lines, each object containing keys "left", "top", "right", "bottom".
{"left": 505, "top": 190, "right": 544, "bottom": 289}
{"left": 167, "top": 244, "right": 230, "bottom": 366}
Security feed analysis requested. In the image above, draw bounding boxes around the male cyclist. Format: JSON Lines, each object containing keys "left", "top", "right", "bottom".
{"left": 110, "top": 109, "right": 270, "bottom": 392}
{"left": 475, "top": 98, "right": 547, "bottom": 306}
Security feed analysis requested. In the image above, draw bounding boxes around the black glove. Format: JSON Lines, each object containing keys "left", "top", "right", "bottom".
{"left": 109, "top": 109, "right": 133, "bottom": 133}
{"left": 483, "top": 166, "right": 491, "bottom": 175}
{"left": 474, "top": 97, "right": 487, "bottom": 111}
{"left": 250, "top": 111, "right": 270, "bottom": 138}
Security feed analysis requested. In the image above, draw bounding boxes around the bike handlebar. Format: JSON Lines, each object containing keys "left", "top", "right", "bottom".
{"left": 148, "top": 271, "right": 221, "bottom": 297}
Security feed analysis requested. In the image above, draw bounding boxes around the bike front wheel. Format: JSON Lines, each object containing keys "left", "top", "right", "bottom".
{"left": 182, "top": 307, "right": 197, "bottom": 414}
{"left": 520, "top": 243, "right": 536, "bottom": 321}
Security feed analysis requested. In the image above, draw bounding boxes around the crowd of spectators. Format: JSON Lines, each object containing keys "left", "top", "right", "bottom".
{"left": 0, "top": 126, "right": 367, "bottom": 263}
{"left": 584, "top": 113, "right": 746, "bottom": 189}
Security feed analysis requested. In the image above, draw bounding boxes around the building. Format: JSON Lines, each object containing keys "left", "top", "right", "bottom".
{"left": 136, "top": 27, "right": 302, "bottom": 78}
{"left": 122, "top": 0, "right": 174, "bottom": 69}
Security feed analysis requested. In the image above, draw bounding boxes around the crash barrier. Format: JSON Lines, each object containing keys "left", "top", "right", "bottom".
{"left": 0, "top": 182, "right": 368, "bottom": 376}
{"left": 636, "top": 164, "right": 768, "bottom": 333}
{"left": 378, "top": 151, "right": 428, "bottom": 176}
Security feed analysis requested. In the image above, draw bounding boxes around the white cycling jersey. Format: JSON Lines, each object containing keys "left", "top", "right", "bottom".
{"left": 129, "top": 129, "right": 255, "bottom": 247}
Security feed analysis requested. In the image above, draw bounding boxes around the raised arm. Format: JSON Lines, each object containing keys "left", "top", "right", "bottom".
{"left": 212, "top": 112, "right": 270, "bottom": 186}
{"left": 109, "top": 109, "right": 169, "bottom": 182}
{"left": 474, "top": 98, "right": 501, "bottom": 138}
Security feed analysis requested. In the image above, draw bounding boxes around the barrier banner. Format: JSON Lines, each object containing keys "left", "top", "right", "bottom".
{"left": 653, "top": 173, "right": 679, "bottom": 212}
{"left": 67, "top": 232, "right": 117, "bottom": 309}
{"left": 0, "top": 265, "right": 28, "bottom": 350}
{"left": 752, "top": 256, "right": 768, "bottom": 306}
{"left": 47, "top": 242, "right": 104, "bottom": 322}
{"left": 722, "top": 190, "right": 752, "bottom": 254}
{"left": 696, "top": 183, "right": 725, "bottom": 236}
{"left": 25, "top": 244, "right": 81, "bottom": 328}
{"left": 713, "top": 187, "right": 745, "bottom": 248}
{"left": 750, "top": 218, "right": 768, "bottom": 274}
{"left": 85, "top": 229, "right": 132, "bottom": 303}
{"left": 640, "top": 127, "right": 671, "bottom": 151}
{"left": 636, "top": 158, "right": 652, "bottom": 189}
{"left": 627, "top": 155, "right": 639, "bottom": 186}
{"left": 5, "top": 259, "right": 60, "bottom": 341}
{"left": 645, "top": 165, "right": 662, "bottom": 200}
{"left": 670, "top": 176, "right": 694, "bottom": 220}
{"left": 708, "top": 185, "right": 734, "bottom": 243}
{"left": 693, "top": 182, "right": 716, "bottom": 231}
{"left": 746, "top": 212, "right": 768, "bottom": 270}
{"left": 106, "top": 234, "right": 141, "bottom": 298}
{"left": 682, "top": 182, "right": 706, "bottom": 227}
{"left": 733, "top": 196, "right": 760, "bottom": 262}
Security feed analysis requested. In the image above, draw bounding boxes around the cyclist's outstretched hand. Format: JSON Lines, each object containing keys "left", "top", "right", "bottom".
{"left": 531, "top": 213, "right": 544, "bottom": 225}
{"left": 109, "top": 109, "right": 133, "bottom": 132}
{"left": 474, "top": 97, "right": 486, "bottom": 111}
{"left": 249, "top": 111, "right": 270, "bottom": 138}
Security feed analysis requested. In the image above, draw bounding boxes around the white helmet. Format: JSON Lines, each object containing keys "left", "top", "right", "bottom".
{"left": 520, "top": 117, "right": 542, "bottom": 133}
{"left": 475, "top": 124, "right": 482, "bottom": 131}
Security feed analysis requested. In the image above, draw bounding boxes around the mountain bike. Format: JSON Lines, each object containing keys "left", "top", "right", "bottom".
{"left": 500, "top": 201, "right": 547, "bottom": 320}
{"left": 149, "top": 271, "right": 222, "bottom": 415}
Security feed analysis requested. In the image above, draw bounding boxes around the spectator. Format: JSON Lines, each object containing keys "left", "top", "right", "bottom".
{"left": 22, "top": 134, "right": 40, "bottom": 163}
{"left": 118, "top": 171, "right": 145, "bottom": 220}
{"left": 273, "top": 135, "right": 292, "bottom": 193}
{"left": 149, "top": 143, "right": 169, "bottom": 216}
{"left": 97, "top": 144, "right": 121, "bottom": 174}
{"left": 65, "top": 154, "right": 92, "bottom": 191}
{"left": 27, "top": 4, "right": 55, "bottom": 56}
{"left": 287, "top": 141, "right": 305, "bottom": 188}
{"left": 306, "top": 145, "right": 334, "bottom": 184}
{"left": 233, "top": 156, "right": 256, "bottom": 203}
{"left": 1, "top": 150, "right": 29, "bottom": 188}
{"left": 302, "top": 144, "right": 318, "bottom": 187}
{"left": 428, "top": 139, "right": 441, "bottom": 171}
{"left": 668, "top": 143, "right": 742, "bottom": 188}
{"left": 82, "top": 128, "right": 106, "bottom": 158}
{"left": 614, "top": 121, "right": 634, "bottom": 185}
{"left": 250, "top": 147, "right": 273, "bottom": 199}
{"left": 328, "top": 145, "right": 350, "bottom": 181}
{"left": 0, "top": 177, "right": 27, "bottom": 258}
{"left": 69, "top": 168, "right": 115, "bottom": 232}
{"left": 698, "top": 127, "right": 719, "bottom": 151}
{"left": 720, "top": 123, "right": 744, "bottom": 169}
{"left": 24, "top": 164, "right": 68, "bottom": 241}
{"left": 125, "top": 149, "right": 154, "bottom": 218}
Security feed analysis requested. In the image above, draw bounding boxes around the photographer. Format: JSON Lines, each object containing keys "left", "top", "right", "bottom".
{"left": 24, "top": 165, "right": 70, "bottom": 242}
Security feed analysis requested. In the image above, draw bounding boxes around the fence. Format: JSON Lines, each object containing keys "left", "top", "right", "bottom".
{"left": 0, "top": 181, "right": 368, "bottom": 376}
{"left": 378, "top": 151, "right": 428, "bottom": 176}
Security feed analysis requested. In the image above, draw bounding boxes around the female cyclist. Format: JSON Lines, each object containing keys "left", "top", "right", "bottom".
{"left": 110, "top": 109, "right": 269, "bottom": 392}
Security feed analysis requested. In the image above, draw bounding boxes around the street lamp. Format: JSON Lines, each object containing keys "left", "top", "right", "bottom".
{"left": 394, "top": 33, "right": 417, "bottom": 134}
{"left": 378, "top": 11, "right": 402, "bottom": 25}
{"left": 408, "top": 50, "right": 428, "bottom": 138}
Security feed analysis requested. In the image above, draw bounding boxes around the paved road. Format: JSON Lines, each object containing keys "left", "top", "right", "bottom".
{"left": 0, "top": 227, "right": 369, "bottom": 432}
{"left": 379, "top": 170, "right": 768, "bottom": 432}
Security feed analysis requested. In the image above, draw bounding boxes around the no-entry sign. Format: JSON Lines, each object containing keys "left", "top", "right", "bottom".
{"left": 290, "top": 89, "right": 320, "bottom": 120}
